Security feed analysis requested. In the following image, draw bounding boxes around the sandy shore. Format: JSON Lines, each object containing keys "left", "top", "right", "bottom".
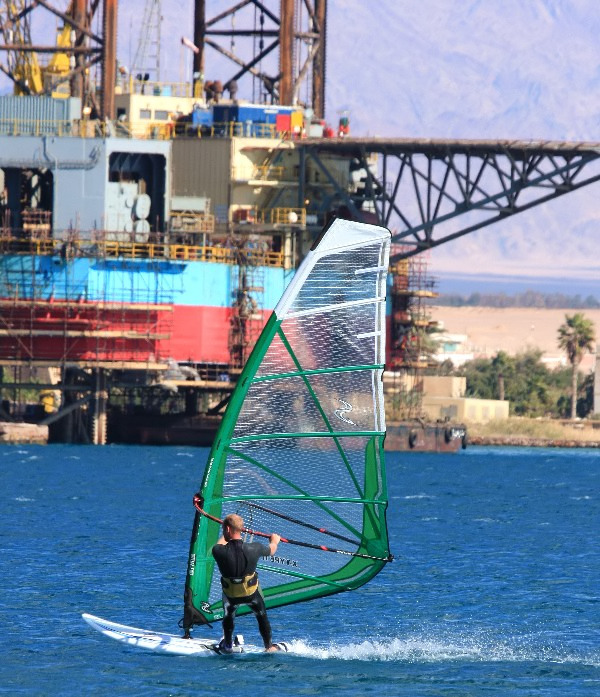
{"left": 429, "top": 306, "right": 600, "bottom": 369}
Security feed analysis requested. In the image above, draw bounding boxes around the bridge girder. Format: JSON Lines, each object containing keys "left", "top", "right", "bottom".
{"left": 298, "top": 138, "right": 600, "bottom": 261}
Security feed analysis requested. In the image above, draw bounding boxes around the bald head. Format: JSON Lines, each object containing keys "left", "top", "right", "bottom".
{"left": 222, "top": 513, "right": 243, "bottom": 540}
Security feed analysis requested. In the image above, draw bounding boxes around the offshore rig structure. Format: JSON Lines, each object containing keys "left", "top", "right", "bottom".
{"left": 2, "top": 1, "right": 599, "bottom": 447}
{"left": 0, "top": 0, "right": 394, "bottom": 445}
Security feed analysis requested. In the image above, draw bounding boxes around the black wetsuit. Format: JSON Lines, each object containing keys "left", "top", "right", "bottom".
{"left": 212, "top": 539, "right": 272, "bottom": 648}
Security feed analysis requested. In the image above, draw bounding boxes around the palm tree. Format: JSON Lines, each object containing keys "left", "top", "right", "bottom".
{"left": 491, "top": 350, "right": 513, "bottom": 401}
{"left": 557, "top": 313, "right": 596, "bottom": 419}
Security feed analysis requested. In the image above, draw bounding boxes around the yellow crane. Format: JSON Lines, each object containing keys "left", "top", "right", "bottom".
{"left": 0, "top": 1, "right": 44, "bottom": 94}
{"left": 0, "top": 0, "right": 75, "bottom": 97}
{"left": 43, "top": 6, "right": 76, "bottom": 97}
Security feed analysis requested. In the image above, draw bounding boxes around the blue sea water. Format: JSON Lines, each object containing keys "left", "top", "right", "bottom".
{"left": 1, "top": 444, "right": 598, "bottom": 696}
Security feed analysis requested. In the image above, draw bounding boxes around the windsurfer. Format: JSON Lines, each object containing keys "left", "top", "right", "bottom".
{"left": 212, "top": 513, "right": 281, "bottom": 653}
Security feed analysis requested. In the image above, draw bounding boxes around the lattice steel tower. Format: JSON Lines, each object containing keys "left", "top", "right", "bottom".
{"left": 131, "top": 0, "right": 162, "bottom": 82}
{"left": 0, "top": 0, "right": 118, "bottom": 119}
{"left": 192, "top": 0, "right": 327, "bottom": 116}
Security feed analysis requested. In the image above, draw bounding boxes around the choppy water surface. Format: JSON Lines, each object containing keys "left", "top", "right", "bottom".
{"left": 1, "top": 445, "right": 598, "bottom": 695}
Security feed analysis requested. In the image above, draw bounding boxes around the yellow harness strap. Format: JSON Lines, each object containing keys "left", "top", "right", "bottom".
{"left": 221, "top": 572, "right": 259, "bottom": 599}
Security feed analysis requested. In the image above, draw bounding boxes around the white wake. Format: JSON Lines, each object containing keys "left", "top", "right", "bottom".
{"left": 282, "top": 635, "right": 600, "bottom": 666}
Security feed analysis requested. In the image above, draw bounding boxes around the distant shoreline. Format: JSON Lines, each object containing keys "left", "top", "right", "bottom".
{"left": 435, "top": 272, "right": 600, "bottom": 298}
{"left": 469, "top": 435, "right": 600, "bottom": 448}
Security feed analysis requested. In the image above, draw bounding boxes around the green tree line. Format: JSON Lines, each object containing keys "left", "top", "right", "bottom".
{"left": 433, "top": 290, "right": 600, "bottom": 309}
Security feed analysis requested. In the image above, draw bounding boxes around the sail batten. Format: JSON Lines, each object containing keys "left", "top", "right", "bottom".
{"left": 217, "top": 495, "right": 387, "bottom": 505}
{"left": 254, "top": 363, "right": 385, "bottom": 382}
{"left": 284, "top": 295, "right": 386, "bottom": 319}
{"left": 229, "top": 431, "right": 385, "bottom": 441}
{"left": 183, "top": 219, "right": 392, "bottom": 629}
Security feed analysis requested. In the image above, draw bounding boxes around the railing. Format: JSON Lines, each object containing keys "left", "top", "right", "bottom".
{"left": 251, "top": 165, "right": 285, "bottom": 180}
{"left": 171, "top": 121, "right": 299, "bottom": 141}
{"left": 257, "top": 207, "right": 306, "bottom": 226}
{"left": 0, "top": 236, "right": 285, "bottom": 267}
{"left": 0, "top": 118, "right": 105, "bottom": 138}
{"left": 171, "top": 120, "right": 287, "bottom": 140}
{"left": 0, "top": 117, "right": 300, "bottom": 142}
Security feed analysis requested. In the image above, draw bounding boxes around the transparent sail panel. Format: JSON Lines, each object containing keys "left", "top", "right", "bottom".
{"left": 256, "top": 302, "right": 382, "bottom": 376}
{"left": 286, "top": 244, "right": 387, "bottom": 317}
{"left": 233, "top": 369, "right": 383, "bottom": 439}
{"left": 280, "top": 301, "right": 385, "bottom": 370}
{"left": 255, "top": 330, "right": 299, "bottom": 377}
{"left": 223, "top": 436, "right": 375, "bottom": 501}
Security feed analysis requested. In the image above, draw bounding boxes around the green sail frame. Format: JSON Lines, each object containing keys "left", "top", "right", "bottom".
{"left": 183, "top": 220, "right": 392, "bottom": 629}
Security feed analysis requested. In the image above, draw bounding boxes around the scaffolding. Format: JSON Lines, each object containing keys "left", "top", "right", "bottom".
{"left": 0, "top": 225, "right": 176, "bottom": 443}
{"left": 387, "top": 247, "right": 438, "bottom": 420}
{"left": 227, "top": 234, "right": 266, "bottom": 371}
{"left": 0, "top": 229, "right": 175, "bottom": 365}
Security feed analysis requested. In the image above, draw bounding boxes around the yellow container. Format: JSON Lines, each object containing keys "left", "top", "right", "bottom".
{"left": 291, "top": 110, "right": 304, "bottom": 131}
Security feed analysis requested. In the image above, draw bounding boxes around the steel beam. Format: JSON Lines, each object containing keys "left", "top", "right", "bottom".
{"left": 193, "top": 0, "right": 206, "bottom": 97}
{"left": 101, "top": 0, "right": 117, "bottom": 120}
{"left": 299, "top": 138, "right": 600, "bottom": 260}
{"left": 279, "top": 0, "right": 294, "bottom": 105}
{"left": 312, "top": 0, "right": 326, "bottom": 118}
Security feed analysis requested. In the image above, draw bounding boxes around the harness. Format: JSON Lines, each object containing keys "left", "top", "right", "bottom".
{"left": 221, "top": 571, "right": 259, "bottom": 599}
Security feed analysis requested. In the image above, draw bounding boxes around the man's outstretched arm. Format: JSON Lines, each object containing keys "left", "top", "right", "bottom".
{"left": 268, "top": 534, "right": 281, "bottom": 555}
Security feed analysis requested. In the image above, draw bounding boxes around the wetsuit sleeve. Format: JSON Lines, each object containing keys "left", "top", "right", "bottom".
{"left": 249, "top": 542, "right": 272, "bottom": 558}
{"left": 242, "top": 542, "right": 272, "bottom": 570}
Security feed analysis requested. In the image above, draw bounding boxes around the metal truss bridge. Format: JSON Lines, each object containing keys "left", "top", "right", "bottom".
{"left": 297, "top": 138, "right": 600, "bottom": 261}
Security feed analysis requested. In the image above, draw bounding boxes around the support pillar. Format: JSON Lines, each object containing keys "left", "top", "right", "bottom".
{"left": 312, "top": 0, "right": 327, "bottom": 118}
{"left": 71, "top": 0, "right": 87, "bottom": 100}
{"left": 101, "top": 0, "right": 118, "bottom": 120}
{"left": 193, "top": 0, "right": 206, "bottom": 98}
{"left": 185, "top": 387, "right": 198, "bottom": 416}
{"left": 91, "top": 369, "right": 108, "bottom": 445}
{"left": 279, "top": 0, "right": 294, "bottom": 105}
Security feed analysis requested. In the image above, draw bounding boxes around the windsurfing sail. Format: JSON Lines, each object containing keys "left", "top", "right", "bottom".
{"left": 183, "top": 218, "right": 392, "bottom": 632}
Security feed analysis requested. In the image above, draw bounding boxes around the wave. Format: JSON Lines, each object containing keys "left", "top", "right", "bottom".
{"left": 398, "top": 494, "right": 435, "bottom": 500}
{"left": 283, "top": 634, "right": 600, "bottom": 666}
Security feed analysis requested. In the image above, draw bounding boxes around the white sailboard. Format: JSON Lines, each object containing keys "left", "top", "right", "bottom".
{"left": 82, "top": 613, "right": 288, "bottom": 656}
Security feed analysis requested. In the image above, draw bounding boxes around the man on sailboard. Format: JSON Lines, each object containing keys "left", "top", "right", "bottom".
{"left": 212, "top": 513, "right": 281, "bottom": 653}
